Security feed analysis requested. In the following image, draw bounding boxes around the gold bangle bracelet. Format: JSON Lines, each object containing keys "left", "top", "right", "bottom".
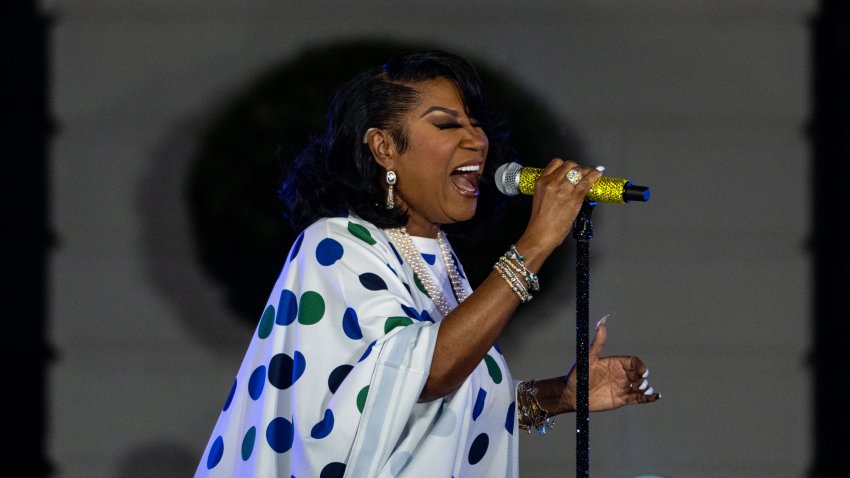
{"left": 499, "top": 255, "right": 539, "bottom": 292}
{"left": 493, "top": 261, "right": 531, "bottom": 302}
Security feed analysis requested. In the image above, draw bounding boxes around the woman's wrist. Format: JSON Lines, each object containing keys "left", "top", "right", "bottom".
{"left": 511, "top": 236, "right": 554, "bottom": 275}
{"left": 537, "top": 375, "right": 574, "bottom": 415}
{"left": 516, "top": 379, "right": 555, "bottom": 435}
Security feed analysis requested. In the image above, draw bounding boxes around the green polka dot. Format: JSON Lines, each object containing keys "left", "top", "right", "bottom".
{"left": 241, "top": 426, "right": 256, "bottom": 461}
{"left": 484, "top": 354, "right": 503, "bottom": 384}
{"left": 298, "top": 291, "right": 325, "bottom": 325}
{"left": 356, "top": 385, "right": 370, "bottom": 413}
{"left": 258, "top": 305, "right": 275, "bottom": 339}
{"left": 413, "top": 273, "right": 430, "bottom": 298}
{"left": 384, "top": 316, "right": 413, "bottom": 334}
{"left": 347, "top": 222, "right": 376, "bottom": 245}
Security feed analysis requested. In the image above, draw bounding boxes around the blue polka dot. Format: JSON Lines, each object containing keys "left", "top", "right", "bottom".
{"left": 206, "top": 436, "right": 224, "bottom": 470}
{"left": 288, "top": 233, "right": 304, "bottom": 263}
{"left": 493, "top": 342, "right": 502, "bottom": 355}
{"left": 421, "top": 310, "right": 434, "bottom": 323}
{"left": 421, "top": 253, "right": 436, "bottom": 265}
{"left": 342, "top": 307, "right": 362, "bottom": 340}
{"left": 310, "top": 409, "right": 334, "bottom": 439}
{"left": 386, "top": 262, "right": 398, "bottom": 276}
{"left": 472, "top": 388, "right": 486, "bottom": 421}
{"left": 359, "top": 272, "right": 387, "bottom": 291}
{"left": 248, "top": 365, "right": 266, "bottom": 400}
{"left": 316, "top": 238, "right": 344, "bottom": 266}
{"left": 358, "top": 341, "right": 376, "bottom": 362}
{"left": 505, "top": 401, "right": 516, "bottom": 434}
{"left": 388, "top": 242, "right": 403, "bottom": 265}
{"left": 266, "top": 417, "right": 294, "bottom": 453}
{"left": 328, "top": 364, "right": 353, "bottom": 393}
{"left": 401, "top": 304, "right": 421, "bottom": 321}
{"left": 468, "top": 433, "right": 489, "bottom": 465}
{"left": 269, "top": 351, "right": 306, "bottom": 390}
{"left": 222, "top": 378, "right": 237, "bottom": 411}
{"left": 320, "top": 462, "right": 346, "bottom": 478}
{"left": 276, "top": 289, "right": 298, "bottom": 325}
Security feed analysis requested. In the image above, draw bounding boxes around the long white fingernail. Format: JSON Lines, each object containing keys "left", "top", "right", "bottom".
{"left": 642, "top": 369, "right": 649, "bottom": 378}
{"left": 644, "top": 386, "right": 654, "bottom": 396}
{"left": 639, "top": 379, "right": 648, "bottom": 391}
{"left": 595, "top": 165, "right": 605, "bottom": 172}
{"left": 595, "top": 315, "right": 609, "bottom": 329}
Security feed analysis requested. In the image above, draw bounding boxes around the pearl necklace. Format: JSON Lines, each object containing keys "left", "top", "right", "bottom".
{"left": 385, "top": 227, "right": 470, "bottom": 317}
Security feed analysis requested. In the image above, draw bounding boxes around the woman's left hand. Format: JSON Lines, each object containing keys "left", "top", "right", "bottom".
{"left": 562, "top": 318, "right": 661, "bottom": 412}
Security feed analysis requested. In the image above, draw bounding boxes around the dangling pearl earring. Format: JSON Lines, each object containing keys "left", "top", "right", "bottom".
{"left": 385, "top": 170, "right": 397, "bottom": 210}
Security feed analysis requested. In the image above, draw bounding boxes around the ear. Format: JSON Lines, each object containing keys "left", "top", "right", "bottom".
{"left": 364, "top": 127, "right": 395, "bottom": 170}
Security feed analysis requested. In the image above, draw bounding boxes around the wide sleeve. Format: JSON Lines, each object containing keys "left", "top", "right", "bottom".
{"left": 195, "top": 217, "right": 442, "bottom": 478}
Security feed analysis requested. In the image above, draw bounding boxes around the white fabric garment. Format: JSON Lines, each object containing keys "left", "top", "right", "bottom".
{"left": 195, "top": 216, "right": 518, "bottom": 477}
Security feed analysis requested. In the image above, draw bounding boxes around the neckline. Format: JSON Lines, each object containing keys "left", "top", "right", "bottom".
{"left": 384, "top": 227, "right": 469, "bottom": 317}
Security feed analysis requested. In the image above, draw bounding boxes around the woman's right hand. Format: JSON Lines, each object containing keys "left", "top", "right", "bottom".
{"left": 514, "top": 158, "right": 603, "bottom": 271}
{"left": 425, "top": 159, "right": 601, "bottom": 400}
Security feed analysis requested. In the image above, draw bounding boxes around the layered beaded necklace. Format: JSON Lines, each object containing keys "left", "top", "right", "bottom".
{"left": 385, "top": 227, "right": 470, "bottom": 317}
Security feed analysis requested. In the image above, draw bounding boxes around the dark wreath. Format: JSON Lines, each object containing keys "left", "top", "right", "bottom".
{"left": 187, "top": 38, "right": 585, "bottom": 324}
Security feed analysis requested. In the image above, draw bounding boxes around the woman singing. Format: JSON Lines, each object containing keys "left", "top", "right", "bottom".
{"left": 196, "top": 49, "right": 660, "bottom": 477}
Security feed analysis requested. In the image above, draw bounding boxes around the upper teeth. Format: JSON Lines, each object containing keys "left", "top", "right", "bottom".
{"left": 455, "top": 165, "right": 480, "bottom": 172}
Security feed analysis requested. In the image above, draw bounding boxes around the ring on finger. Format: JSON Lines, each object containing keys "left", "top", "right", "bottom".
{"left": 566, "top": 169, "right": 583, "bottom": 185}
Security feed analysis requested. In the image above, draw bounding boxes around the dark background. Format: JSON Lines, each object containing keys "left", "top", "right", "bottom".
{"left": 5, "top": 0, "right": 846, "bottom": 476}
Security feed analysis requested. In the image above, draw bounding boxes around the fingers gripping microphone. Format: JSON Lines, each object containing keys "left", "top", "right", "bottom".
{"left": 494, "top": 162, "right": 650, "bottom": 204}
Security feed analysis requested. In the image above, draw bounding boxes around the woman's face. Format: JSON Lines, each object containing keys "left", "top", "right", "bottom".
{"left": 389, "top": 77, "right": 489, "bottom": 237}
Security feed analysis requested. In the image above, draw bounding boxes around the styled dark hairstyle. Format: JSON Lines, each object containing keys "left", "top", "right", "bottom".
{"left": 278, "top": 49, "right": 514, "bottom": 237}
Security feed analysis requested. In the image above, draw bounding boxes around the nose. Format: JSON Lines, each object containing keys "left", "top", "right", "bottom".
{"left": 463, "top": 124, "right": 488, "bottom": 152}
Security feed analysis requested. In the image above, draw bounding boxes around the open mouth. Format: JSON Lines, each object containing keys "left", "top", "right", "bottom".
{"left": 450, "top": 164, "right": 481, "bottom": 198}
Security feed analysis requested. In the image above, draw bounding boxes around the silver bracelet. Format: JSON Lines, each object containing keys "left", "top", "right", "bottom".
{"left": 516, "top": 379, "right": 555, "bottom": 436}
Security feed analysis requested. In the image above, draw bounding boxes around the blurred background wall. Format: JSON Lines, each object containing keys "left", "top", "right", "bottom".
{"left": 9, "top": 0, "right": 847, "bottom": 476}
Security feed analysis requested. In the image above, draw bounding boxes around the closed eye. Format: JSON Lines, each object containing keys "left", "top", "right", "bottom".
{"left": 435, "top": 120, "right": 482, "bottom": 130}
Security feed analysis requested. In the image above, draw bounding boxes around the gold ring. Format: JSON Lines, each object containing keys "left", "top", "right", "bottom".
{"left": 566, "top": 169, "right": 583, "bottom": 185}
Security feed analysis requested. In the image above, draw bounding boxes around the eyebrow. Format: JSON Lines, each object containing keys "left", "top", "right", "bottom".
{"left": 419, "top": 106, "right": 460, "bottom": 118}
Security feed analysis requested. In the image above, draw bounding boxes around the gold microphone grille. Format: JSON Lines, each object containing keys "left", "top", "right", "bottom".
{"left": 588, "top": 177, "right": 629, "bottom": 204}
{"left": 517, "top": 168, "right": 630, "bottom": 203}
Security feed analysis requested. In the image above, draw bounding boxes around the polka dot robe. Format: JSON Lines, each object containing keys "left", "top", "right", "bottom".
{"left": 196, "top": 216, "right": 518, "bottom": 477}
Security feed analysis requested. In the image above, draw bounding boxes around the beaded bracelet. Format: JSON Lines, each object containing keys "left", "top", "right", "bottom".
{"left": 516, "top": 379, "right": 555, "bottom": 436}
{"left": 499, "top": 255, "right": 539, "bottom": 292}
{"left": 493, "top": 261, "right": 532, "bottom": 302}
{"left": 504, "top": 244, "right": 539, "bottom": 292}
{"left": 506, "top": 244, "right": 524, "bottom": 262}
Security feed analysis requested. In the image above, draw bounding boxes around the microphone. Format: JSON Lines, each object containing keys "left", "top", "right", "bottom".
{"left": 494, "top": 162, "right": 650, "bottom": 204}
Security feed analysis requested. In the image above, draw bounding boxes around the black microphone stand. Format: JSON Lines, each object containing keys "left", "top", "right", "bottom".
{"left": 572, "top": 201, "right": 595, "bottom": 477}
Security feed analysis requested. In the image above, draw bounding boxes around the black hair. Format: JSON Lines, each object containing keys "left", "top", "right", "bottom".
{"left": 278, "top": 49, "right": 515, "bottom": 238}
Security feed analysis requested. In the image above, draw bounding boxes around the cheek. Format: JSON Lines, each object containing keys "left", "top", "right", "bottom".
{"left": 423, "top": 141, "right": 456, "bottom": 163}
{"left": 406, "top": 141, "right": 454, "bottom": 172}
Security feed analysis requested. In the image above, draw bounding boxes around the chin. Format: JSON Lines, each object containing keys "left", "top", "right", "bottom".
{"left": 451, "top": 203, "right": 478, "bottom": 224}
